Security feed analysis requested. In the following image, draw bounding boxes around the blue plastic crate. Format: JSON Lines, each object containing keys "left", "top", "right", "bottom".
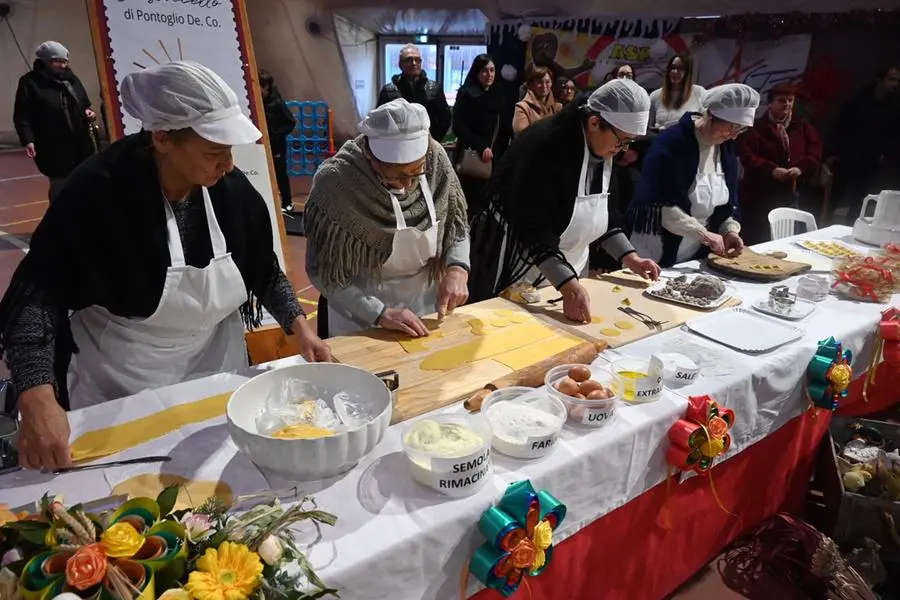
{"left": 285, "top": 101, "right": 332, "bottom": 176}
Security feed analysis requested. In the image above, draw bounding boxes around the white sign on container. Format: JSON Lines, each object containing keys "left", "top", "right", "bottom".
{"left": 430, "top": 448, "right": 492, "bottom": 498}
{"left": 581, "top": 405, "right": 616, "bottom": 427}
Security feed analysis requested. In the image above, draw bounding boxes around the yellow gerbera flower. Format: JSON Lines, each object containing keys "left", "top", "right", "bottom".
{"left": 185, "top": 542, "right": 263, "bottom": 600}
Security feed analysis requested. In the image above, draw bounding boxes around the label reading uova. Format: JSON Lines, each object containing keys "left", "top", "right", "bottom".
{"left": 432, "top": 448, "right": 492, "bottom": 495}
{"left": 582, "top": 406, "right": 615, "bottom": 426}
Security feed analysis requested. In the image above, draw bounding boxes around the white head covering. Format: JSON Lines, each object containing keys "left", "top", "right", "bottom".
{"left": 120, "top": 61, "right": 261, "bottom": 146}
{"left": 359, "top": 98, "right": 430, "bottom": 164}
{"left": 35, "top": 41, "right": 69, "bottom": 61}
{"left": 586, "top": 78, "right": 651, "bottom": 136}
{"left": 702, "top": 84, "right": 761, "bottom": 127}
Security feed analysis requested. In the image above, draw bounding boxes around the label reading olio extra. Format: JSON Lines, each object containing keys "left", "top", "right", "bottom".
{"left": 432, "top": 448, "right": 492, "bottom": 496}
{"left": 582, "top": 406, "right": 615, "bottom": 426}
{"left": 634, "top": 355, "right": 664, "bottom": 402}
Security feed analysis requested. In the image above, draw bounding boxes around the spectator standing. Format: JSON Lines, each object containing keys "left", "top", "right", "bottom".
{"left": 259, "top": 70, "right": 297, "bottom": 213}
{"left": 377, "top": 44, "right": 452, "bottom": 143}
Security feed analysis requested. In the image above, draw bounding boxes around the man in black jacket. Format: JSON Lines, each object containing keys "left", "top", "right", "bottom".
{"left": 259, "top": 69, "right": 297, "bottom": 212}
{"left": 13, "top": 41, "right": 96, "bottom": 203}
{"left": 377, "top": 44, "right": 451, "bottom": 142}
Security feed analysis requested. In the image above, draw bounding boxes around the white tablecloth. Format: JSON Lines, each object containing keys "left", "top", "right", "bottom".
{"left": 1, "top": 226, "right": 895, "bottom": 600}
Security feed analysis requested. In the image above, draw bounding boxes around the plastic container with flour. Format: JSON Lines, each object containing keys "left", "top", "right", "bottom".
{"left": 480, "top": 387, "right": 566, "bottom": 459}
{"left": 403, "top": 415, "right": 493, "bottom": 498}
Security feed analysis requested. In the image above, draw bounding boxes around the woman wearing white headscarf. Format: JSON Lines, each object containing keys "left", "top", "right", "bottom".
{"left": 469, "top": 79, "right": 661, "bottom": 324}
{"left": 628, "top": 83, "right": 760, "bottom": 267}
{"left": 0, "top": 61, "right": 331, "bottom": 470}
{"left": 305, "top": 98, "right": 470, "bottom": 339}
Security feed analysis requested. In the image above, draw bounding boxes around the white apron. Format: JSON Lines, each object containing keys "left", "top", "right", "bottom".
{"left": 524, "top": 139, "right": 611, "bottom": 286}
{"left": 327, "top": 176, "right": 440, "bottom": 337}
{"left": 675, "top": 155, "right": 730, "bottom": 263}
{"left": 67, "top": 187, "right": 249, "bottom": 409}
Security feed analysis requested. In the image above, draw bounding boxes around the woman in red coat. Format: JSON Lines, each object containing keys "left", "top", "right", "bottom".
{"left": 738, "top": 83, "right": 822, "bottom": 245}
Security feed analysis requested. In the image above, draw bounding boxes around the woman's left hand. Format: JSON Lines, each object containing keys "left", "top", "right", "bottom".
{"left": 437, "top": 266, "right": 469, "bottom": 318}
{"left": 295, "top": 317, "right": 333, "bottom": 362}
{"left": 85, "top": 108, "right": 96, "bottom": 121}
{"left": 723, "top": 232, "right": 745, "bottom": 256}
{"left": 481, "top": 148, "right": 494, "bottom": 163}
{"left": 622, "top": 253, "right": 661, "bottom": 281}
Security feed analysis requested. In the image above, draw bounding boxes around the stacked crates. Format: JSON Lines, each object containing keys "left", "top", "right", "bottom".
{"left": 285, "top": 101, "right": 334, "bottom": 176}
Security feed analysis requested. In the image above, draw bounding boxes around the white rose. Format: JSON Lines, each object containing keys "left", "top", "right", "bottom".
{"left": 258, "top": 535, "right": 284, "bottom": 565}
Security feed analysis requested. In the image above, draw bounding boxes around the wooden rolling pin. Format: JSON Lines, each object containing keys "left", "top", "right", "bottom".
{"left": 463, "top": 341, "right": 606, "bottom": 412}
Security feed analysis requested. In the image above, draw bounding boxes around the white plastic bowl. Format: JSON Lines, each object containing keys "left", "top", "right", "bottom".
{"left": 545, "top": 364, "right": 621, "bottom": 428}
{"left": 227, "top": 363, "right": 392, "bottom": 480}
{"left": 480, "top": 387, "right": 565, "bottom": 459}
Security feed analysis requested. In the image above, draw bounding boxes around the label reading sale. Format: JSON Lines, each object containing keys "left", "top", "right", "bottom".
{"left": 673, "top": 368, "right": 698, "bottom": 383}
{"left": 582, "top": 406, "right": 615, "bottom": 426}
{"left": 432, "top": 449, "right": 492, "bottom": 495}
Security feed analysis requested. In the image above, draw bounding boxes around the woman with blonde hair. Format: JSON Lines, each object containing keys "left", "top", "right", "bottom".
{"left": 513, "top": 64, "right": 561, "bottom": 135}
{"left": 648, "top": 54, "right": 705, "bottom": 131}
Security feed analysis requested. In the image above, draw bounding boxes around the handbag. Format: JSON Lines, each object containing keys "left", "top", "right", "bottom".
{"left": 456, "top": 118, "right": 499, "bottom": 180}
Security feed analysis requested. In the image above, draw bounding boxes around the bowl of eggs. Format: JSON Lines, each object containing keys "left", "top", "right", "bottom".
{"left": 545, "top": 364, "right": 621, "bottom": 428}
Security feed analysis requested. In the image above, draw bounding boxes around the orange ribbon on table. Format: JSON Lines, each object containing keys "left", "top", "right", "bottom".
{"left": 864, "top": 307, "right": 900, "bottom": 402}
{"left": 663, "top": 395, "right": 736, "bottom": 528}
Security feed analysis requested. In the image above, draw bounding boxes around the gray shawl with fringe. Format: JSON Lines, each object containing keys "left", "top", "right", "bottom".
{"left": 304, "top": 135, "right": 468, "bottom": 290}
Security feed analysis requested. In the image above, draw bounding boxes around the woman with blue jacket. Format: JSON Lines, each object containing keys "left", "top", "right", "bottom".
{"left": 627, "top": 84, "right": 760, "bottom": 267}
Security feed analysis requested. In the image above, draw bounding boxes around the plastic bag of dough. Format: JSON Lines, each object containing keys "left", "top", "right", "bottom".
{"left": 254, "top": 378, "right": 342, "bottom": 436}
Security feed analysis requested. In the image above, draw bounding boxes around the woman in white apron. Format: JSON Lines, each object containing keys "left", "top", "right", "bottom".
{"left": 628, "top": 84, "right": 760, "bottom": 268}
{"left": 304, "top": 99, "right": 471, "bottom": 339}
{"left": 468, "top": 79, "right": 660, "bottom": 323}
{"left": 0, "top": 62, "right": 330, "bottom": 470}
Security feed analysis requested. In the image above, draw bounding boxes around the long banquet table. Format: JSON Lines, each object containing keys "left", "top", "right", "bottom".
{"left": 1, "top": 225, "right": 897, "bottom": 600}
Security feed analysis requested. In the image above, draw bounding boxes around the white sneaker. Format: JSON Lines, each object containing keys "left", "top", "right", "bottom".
{"left": 282, "top": 204, "right": 294, "bottom": 214}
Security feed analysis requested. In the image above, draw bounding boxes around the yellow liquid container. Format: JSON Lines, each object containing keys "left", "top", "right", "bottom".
{"left": 611, "top": 356, "right": 664, "bottom": 404}
{"left": 616, "top": 370, "right": 649, "bottom": 402}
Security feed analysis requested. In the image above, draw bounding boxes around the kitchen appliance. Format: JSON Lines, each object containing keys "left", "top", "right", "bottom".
{"left": 853, "top": 190, "right": 900, "bottom": 246}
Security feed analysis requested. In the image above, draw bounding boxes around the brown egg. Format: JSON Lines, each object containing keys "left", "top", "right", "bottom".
{"left": 556, "top": 377, "right": 579, "bottom": 396}
{"left": 574, "top": 393, "right": 587, "bottom": 400}
{"left": 578, "top": 380, "right": 603, "bottom": 395}
{"left": 586, "top": 389, "right": 609, "bottom": 400}
{"left": 568, "top": 365, "right": 592, "bottom": 383}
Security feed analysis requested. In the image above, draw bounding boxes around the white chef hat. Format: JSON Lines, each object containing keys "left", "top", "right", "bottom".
{"left": 35, "top": 41, "right": 69, "bottom": 61}
{"left": 359, "top": 98, "right": 431, "bottom": 164}
{"left": 586, "top": 78, "right": 651, "bottom": 136}
{"left": 121, "top": 61, "right": 261, "bottom": 146}
{"left": 702, "top": 83, "right": 761, "bottom": 127}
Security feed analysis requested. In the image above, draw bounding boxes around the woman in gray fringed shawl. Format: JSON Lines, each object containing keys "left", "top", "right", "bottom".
{"left": 305, "top": 99, "right": 470, "bottom": 338}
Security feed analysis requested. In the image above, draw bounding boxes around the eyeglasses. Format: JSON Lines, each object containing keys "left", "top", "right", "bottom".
{"left": 401, "top": 57, "right": 422, "bottom": 65}
{"left": 728, "top": 123, "right": 748, "bottom": 136}
{"left": 619, "top": 72, "right": 634, "bottom": 79}
{"left": 372, "top": 156, "right": 426, "bottom": 186}
{"left": 611, "top": 127, "right": 637, "bottom": 150}
{"left": 669, "top": 65, "right": 685, "bottom": 72}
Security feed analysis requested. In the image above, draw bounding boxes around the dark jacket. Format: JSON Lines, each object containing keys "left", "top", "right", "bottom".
{"left": 262, "top": 87, "right": 296, "bottom": 156}
{"left": 378, "top": 73, "right": 451, "bottom": 142}
{"left": 469, "top": 101, "right": 629, "bottom": 300}
{"left": 627, "top": 112, "right": 741, "bottom": 267}
{"left": 13, "top": 64, "right": 94, "bottom": 178}
{"left": 0, "top": 133, "right": 282, "bottom": 409}
{"left": 452, "top": 83, "right": 511, "bottom": 159}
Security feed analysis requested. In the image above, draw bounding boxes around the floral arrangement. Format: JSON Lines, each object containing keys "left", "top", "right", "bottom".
{"left": 0, "top": 487, "right": 339, "bottom": 600}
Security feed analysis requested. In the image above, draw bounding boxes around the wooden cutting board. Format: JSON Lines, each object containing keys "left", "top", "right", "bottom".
{"left": 707, "top": 248, "right": 812, "bottom": 281}
{"left": 527, "top": 276, "right": 740, "bottom": 348}
{"left": 327, "top": 298, "right": 592, "bottom": 424}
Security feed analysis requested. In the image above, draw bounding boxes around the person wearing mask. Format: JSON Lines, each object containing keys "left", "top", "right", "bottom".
{"left": 13, "top": 41, "right": 96, "bottom": 202}
{"left": 377, "top": 44, "right": 452, "bottom": 143}
{"left": 825, "top": 64, "right": 900, "bottom": 224}
{"left": 513, "top": 64, "right": 562, "bottom": 135}
{"left": 259, "top": 69, "right": 297, "bottom": 213}
{"left": 648, "top": 54, "right": 706, "bottom": 131}
{"left": 628, "top": 84, "right": 759, "bottom": 267}
{"left": 554, "top": 76, "right": 578, "bottom": 107}
{"left": 0, "top": 61, "right": 331, "bottom": 471}
{"left": 452, "top": 54, "right": 510, "bottom": 219}
{"left": 305, "top": 99, "right": 470, "bottom": 338}
{"left": 739, "top": 83, "right": 822, "bottom": 244}
{"left": 469, "top": 79, "right": 661, "bottom": 323}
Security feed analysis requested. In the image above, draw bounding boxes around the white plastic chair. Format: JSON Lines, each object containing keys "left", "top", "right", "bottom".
{"left": 768, "top": 207, "right": 818, "bottom": 240}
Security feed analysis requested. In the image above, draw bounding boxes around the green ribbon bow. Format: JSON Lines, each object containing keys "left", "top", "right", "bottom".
{"left": 807, "top": 336, "right": 853, "bottom": 411}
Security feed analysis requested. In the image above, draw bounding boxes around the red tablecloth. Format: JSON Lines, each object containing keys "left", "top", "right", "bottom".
{"left": 472, "top": 364, "right": 897, "bottom": 600}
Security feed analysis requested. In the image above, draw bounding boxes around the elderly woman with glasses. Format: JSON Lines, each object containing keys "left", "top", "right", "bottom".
{"left": 468, "top": 79, "right": 661, "bottom": 324}
{"left": 627, "top": 84, "right": 760, "bottom": 267}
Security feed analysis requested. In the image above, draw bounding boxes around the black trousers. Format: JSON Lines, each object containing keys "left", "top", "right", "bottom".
{"left": 272, "top": 151, "right": 293, "bottom": 208}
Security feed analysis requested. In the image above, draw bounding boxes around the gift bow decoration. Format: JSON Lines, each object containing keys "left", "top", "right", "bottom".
{"left": 667, "top": 395, "right": 735, "bottom": 474}
{"left": 20, "top": 497, "right": 187, "bottom": 600}
{"left": 807, "top": 337, "right": 853, "bottom": 411}
{"left": 469, "top": 480, "right": 566, "bottom": 597}
{"left": 864, "top": 308, "right": 899, "bottom": 402}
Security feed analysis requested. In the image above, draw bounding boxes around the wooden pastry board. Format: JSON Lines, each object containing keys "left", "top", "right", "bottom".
{"left": 707, "top": 248, "right": 812, "bottom": 281}
{"left": 528, "top": 276, "right": 741, "bottom": 348}
{"left": 327, "top": 298, "right": 595, "bottom": 424}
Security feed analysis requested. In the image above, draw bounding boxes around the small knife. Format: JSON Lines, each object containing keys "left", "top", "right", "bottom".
{"left": 43, "top": 456, "right": 171, "bottom": 475}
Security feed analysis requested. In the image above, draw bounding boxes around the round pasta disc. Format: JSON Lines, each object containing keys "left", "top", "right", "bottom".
{"left": 614, "top": 321, "right": 635, "bottom": 330}
{"left": 112, "top": 473, "right": 233, "bottom": 510}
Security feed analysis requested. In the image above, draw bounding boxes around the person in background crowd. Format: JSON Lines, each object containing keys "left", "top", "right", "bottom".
{"left": 605, "top": 64, "right": 635, "bottom": 82}
{"left": 554, "top": 76, "right": 578, "bottom": 107}
{"left": 738, "top": 83, "right": 822, "bottom": 245}
{"left": 452, "top": 54, "right": 511, "bottom": 219}
{"left": 377, "top": 44, "right": 452, "bottom": 143}
{"left": 825, "top": 64, "right": 900, "bottom": 224}
{"left": 259, "top": 69, "right": 297, "bottom": 214}
{"left": 13, "top": 41, "right": 96, "bottom": 203}
{"left": 629, "top": 84, "right": 759, "bottom": 267}
{"left": 648, "top": 54, "right": 706, "bottom": 132}
{"left": 468, "top": 79, "right": 660, "bottom": 323}
{"left": 305, "top": 99, "right": 470, "bottom": 339}
{"left": 513, "top": 64, "right": 562, "bottom": 135}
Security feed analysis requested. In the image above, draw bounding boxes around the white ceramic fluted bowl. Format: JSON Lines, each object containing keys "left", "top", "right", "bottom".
{"left": 227, "top": 363, "right": 393, "bottom": 481}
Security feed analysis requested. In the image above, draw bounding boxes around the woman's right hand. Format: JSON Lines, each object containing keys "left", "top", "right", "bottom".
{"left": 699, "top": 231, "right": 726, "bottom": 255}
{"left": 481, "top": 148, "right": 493, "bottom": 163}
{"left": 24, "top": 143, "right": 36, "bottom": 159}
{"left": 378, "top": 307, "right": 429, "bottom": 337}
{"left": 560, "top": 279, "right": 591, "bottom": 324}
{"left": 17, "top": 385, "right": 72, "bottom": 470}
